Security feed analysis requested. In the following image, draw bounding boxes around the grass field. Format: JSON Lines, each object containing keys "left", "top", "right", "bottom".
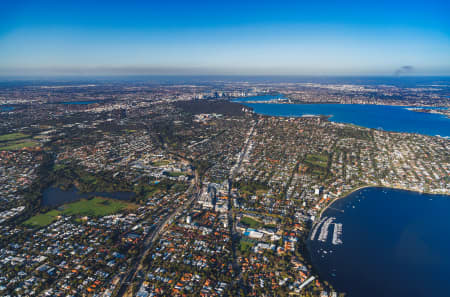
{"left": 24, "top": 197, "right": 137, "bottom": 228}
{"left": 152, "top": 160, "right": 171, "bottom": 166}
{"left": 0, "top": 133, "right": 29, "bottom": 142}
{"left": 240, "top": 216, "right": 262, "bottom": 229}
{"left": 166, "top": 171, "right": 186, "bottom": 177}
{"left": 23, "top": 210, "right": 61, "bottom": 228}
{"left": 0, "top": 141, "right": 38, "bottom": 151}
{"left": 239, "top": 239, "right": 254, "bottom": 253}
{"left": 124, "top": 129, "right": 137, "bottom": 133}
{"left": 63, "top": 197, "right": 136, "bottom": 217}
{"left": 305, "top": 154, "right": 328, "bottom": 168}
{"left": 0, "top": 132, "right": 39, "bottom": 150}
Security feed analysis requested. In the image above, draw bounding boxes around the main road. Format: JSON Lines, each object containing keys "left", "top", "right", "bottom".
{"left": 116, "top": 119, "right": 256, "bottom": 296}
{"left": 227, "top": 120, "right": 257, "bottom": 287}
{"left": 114, "top": 173, "right": 201, "bottom": 297}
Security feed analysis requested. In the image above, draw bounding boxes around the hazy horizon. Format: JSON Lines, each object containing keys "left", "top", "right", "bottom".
{"left": 1, "top": 0, "right": 449, "bottom": 76}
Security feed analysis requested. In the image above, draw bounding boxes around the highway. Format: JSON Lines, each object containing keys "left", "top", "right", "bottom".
{"left": 114, "top": 177, "right": 200, "bottom": 297}
{"left": 115, "top": 120, "right": 256, "bottom": 296}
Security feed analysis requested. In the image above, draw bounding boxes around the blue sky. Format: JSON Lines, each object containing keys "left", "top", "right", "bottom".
{"left": 0, "top": 0, "right": 449, "bottom": 75}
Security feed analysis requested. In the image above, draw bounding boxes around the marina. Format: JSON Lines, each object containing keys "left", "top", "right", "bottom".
{"left": 332, "top": 223, "right": 343, "bottom": 245}
{"left": 308, "top": 187, "right": 450, "bottom": 297}
{"left": 317, "top": 217, "right": 335, "bottom": 242}
{"left": 311, "top": 216, "right": 344, "bottom": 245}
{"left": 310, "top": 216, "right": 327, "bottom": 241}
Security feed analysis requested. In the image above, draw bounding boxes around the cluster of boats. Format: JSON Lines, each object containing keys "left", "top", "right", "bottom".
{"left": 310, "top": 216, "right": 327, "bottom": 241}
{"left": 332, "top": 223, "right": 343, "bottom": 245}
{"left": 318, "top": 217, "right": 335, "bottom": 242}
{"left": 310, "top": 216, "right": 343, "bottom": 246}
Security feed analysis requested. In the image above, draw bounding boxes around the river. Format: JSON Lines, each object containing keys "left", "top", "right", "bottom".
{"left": 234, "top": 96, "right": 449, "bottom": 137}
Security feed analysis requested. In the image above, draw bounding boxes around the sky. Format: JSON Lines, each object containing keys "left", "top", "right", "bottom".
{"left": 0, "top": 0, "right": 449, "bottom": 76}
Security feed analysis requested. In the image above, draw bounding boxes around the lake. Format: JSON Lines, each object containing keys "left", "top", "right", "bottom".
{"left": 0, "top": 106, "right": 15, "bottom": 111}
{"left": 42, "top": 187, "right": 135, "bottom": 206}
{"left": 234, "top": 96, "right": 449, "bottom": 137}
{"left": 308, "top": 187, "right": 450, "bottom": 297}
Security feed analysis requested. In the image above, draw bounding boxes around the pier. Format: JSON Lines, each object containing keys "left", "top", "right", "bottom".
{"left": 318, "top": 217, "right": 335, "bottom": 242}
{"left": 310, "top": 216, "right": 328, "bottom": 241}
{"left": 332, "top": 223, "right": 343, "bottom": 245}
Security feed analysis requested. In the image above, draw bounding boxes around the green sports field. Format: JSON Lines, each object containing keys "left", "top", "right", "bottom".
{"left": 24, "top": 197, "right": 137, "bottom": 228}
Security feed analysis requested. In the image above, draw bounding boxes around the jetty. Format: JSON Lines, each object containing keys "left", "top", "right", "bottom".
{"left": 332, "top": 223, "right": 343, "bottom": 245}
{"left": 310, "top": 216, "right": 327, "bottom": 241}
{"left": 318, "top": 217, "right": 335, "bottom": 242}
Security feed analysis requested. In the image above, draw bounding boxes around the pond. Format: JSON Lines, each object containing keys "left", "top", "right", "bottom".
{"left": 42, "top": 187, "right": 135, "bottom": 206}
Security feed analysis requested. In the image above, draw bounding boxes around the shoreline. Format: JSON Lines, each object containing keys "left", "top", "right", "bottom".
{"left": 306, "top": 185, "right": 450, "bottom": 297}
{"left": 316, "top": 184, "right": 450, "bottom": 221}
{"left": 238, "top": 102, "right": 450, "bottom": 138}
{"left": 317, "top": 185, "right": 372, "bottom": 221}
{"left": 233, "top": 98, "right": 450, "bottom": 108}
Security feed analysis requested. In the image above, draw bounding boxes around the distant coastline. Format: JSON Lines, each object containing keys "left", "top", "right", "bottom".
{"left": 406, "top": 107, "right": 450, "bottom": 119}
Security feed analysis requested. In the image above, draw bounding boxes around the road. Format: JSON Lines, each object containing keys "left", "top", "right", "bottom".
{"left": 115, "top": 120, "right": 256, "bottom": 296}
{"left": 229, "top": 121, "right": 256, "bottom": 178}
{"left": 114, "top": 176, "right": 201, "bottom": 297}
{"left": 227, "top": 120, "right": 257, "bottom": 286}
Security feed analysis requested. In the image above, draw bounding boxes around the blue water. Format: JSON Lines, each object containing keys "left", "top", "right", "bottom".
{"left": 0, "top": 106, "right": 14, "bottom": 111}
{"left": 42, "top": 187, "right": 135, "bottom": 206}
{"left": 308, "top": 187, "right": 450, "bottom": 297}
{"left": 235, "top": 96, "right": 450, "bottom": 137}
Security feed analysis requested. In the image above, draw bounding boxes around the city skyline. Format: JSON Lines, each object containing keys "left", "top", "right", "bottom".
{"left": 1, "top": 0, "right": 450, "bottom": 76}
